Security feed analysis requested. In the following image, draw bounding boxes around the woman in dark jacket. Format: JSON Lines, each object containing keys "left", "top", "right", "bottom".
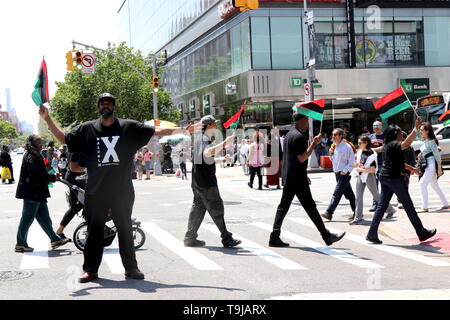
{"left": 15, "top": 135, "right": 70, "bottom": 253}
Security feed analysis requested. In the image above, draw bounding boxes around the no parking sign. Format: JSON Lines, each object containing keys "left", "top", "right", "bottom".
{"left": 81, "top": 54, "right": 95, "bottom": 74}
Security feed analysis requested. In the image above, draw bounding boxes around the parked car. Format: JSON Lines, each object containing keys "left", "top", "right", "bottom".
{"left": 14, "top": 147, "right": 24, "bottom": 154}
{"left": 411, "top": 124, "right": 450, "bottom": 164}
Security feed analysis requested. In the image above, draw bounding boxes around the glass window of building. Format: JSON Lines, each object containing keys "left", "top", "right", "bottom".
{"left": 251, "top": 17, "right": 271, "bottom": 69}
{"left": 354, "top": 17, "right": 365, "bottom": 68}
{"left": 231, "top": 19, "right": 251, "bottom": 75}
{"left": 270, "top": 17, "right": 303, "bottom": 69}
{"left": 394, "top": 17, "right": 424, "bottom": 66}
{"left": 424, "top": 17, "right": 450, "bottom": 67}
{"left": 364, "top": 20, "right": 395, "bottom": 67}
{"left": 189, "top": 98, "right": 197, "bottom": 119}
{"left": 314, "top": 19, "right": 334, "bottom": 69}
{"left": 202, "top": 94, "right": 212, "bottom": 115}
{"left": 333, "top": 18, "right": 349, "bottom": 68}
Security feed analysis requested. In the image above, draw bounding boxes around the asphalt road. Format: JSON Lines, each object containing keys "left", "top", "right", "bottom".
{"left": 1, "top": 154, "right": 450, "bottom": 300}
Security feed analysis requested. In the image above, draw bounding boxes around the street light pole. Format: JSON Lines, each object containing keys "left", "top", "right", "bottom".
{"left": 152, "top": 55, "right": 159, "bottom": 121}
{"left": 151, "top": 55, "right": 162, "bottom": 176}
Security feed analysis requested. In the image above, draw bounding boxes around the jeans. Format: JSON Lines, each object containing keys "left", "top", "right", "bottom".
{"left": 249, "top": 166, "right": 263, "bottom": 189}
{"left": 419, "top": 159, "right": 448, "bottom": 209}
{"left": 355, "top": 174, "right": 395, "bottom": 220}
{"left": 16, "top": 200, "right": 60, "bottom": 246}
{"left": 326, "top": 173, "right": 356, "bottom": 216}
{"left": 368, "top": 176, "right": 427, "bottom": 239}
{"left": 180, "top": 162, "right": 187, "bottom": 179}
{"left": 83, "top": 192, "right": 138, "bottom": 273}
{"left": 272, "top": 182, "right": 329, "bottom": 239}
{"left": 185, "top": 186, "right": 232, "bottom": 241}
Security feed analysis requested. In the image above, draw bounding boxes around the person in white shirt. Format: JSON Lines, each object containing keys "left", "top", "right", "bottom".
{"left": 321, "top": 128, "right": 356, "bottom": 221}
{"left": 239, "top": 139, "right": 250, "bottom": 175}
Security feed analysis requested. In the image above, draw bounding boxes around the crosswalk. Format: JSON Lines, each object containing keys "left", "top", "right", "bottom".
{"left": 15, "top": 217, "right": 450, "bottom": 276}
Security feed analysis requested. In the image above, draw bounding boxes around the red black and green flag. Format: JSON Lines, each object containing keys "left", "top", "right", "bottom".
{"left": 439, "top": 110, "right": 450, "bottom": 126}
{"left": 224, "top": 105, "right": 246, "bottom": 129}
{"left": 31, "top": 58, "right": 50, "bottom": 106}
{"left": 373, "top": 88, "right": 412, "bottom": 120}
{"left": 292, "top": 99, "right": 326, "bottom": 121}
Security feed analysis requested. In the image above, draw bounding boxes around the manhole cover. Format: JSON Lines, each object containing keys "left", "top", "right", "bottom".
{"left": 0, "top": 270, "right": 33, "bottom": 281}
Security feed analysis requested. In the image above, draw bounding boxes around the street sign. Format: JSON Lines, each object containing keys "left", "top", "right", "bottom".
{"left": 81, "top": 53, "right": 95, "bottom": 74}
{"left": 304, "top": 83, "right": 311, "bottom": 100}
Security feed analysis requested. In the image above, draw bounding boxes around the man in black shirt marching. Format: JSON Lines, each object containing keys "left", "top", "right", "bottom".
{"left": 269, "top": 113, "right": 346, "bottom": 247}
{"left": 40, "top": 93, "right": 191, "bottom": 283}
{"left": 184, "top": 115, "right": 241, "bottom": 248}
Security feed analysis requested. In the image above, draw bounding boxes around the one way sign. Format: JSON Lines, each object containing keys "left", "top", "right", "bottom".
{"left": 81, "top": 53, "right": 95, "bottom": 74}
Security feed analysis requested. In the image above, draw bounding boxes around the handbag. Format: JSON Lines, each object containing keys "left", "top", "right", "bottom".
{"left": 417, "top": 152, "right": 434, "bottom": 177}
{"left": 1, "top": 167, "right": 11, "bottom": 180}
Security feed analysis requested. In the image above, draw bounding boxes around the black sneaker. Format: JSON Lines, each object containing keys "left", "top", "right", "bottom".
{"left": 419, "top": 228, "right": 437, "bottom": 242}
{"left": 222, "top": 237, "right": 241, "bottom": 248}
{"left": 184, "top": 239, "right": 206, "bottom": 247}
{"left": 269, "top": 235, "right": 290, "bottom": 247}
{"left": 57, "top": 233, "right": 72, "bottom": 242}
{"left": 125, "top": 269, "right": 145, "bottom": 280}
{"left": 247, "top": 182, "right": 253, "bottom": 189}
{"left": 369, "top": 205, "right": 377, "bottom": 212}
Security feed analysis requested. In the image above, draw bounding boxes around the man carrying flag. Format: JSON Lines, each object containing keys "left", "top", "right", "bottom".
{"left": 438, "top": 110, "right": 450, "bottom": 126}
{"left": 32, "top": 58, "right": 50, "bottom": 106}
{"left": 269, "top": 109, "right": 345, "bottom": 248}
{"left": 373, "top": 88, "right": 413, "bottom": 120}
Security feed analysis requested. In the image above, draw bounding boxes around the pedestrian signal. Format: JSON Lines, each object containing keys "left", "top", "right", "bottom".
{"left": 74, "top": 50, "right": 83, "bottom": 70}
{"left": 65, "top": 51, "right": 74, "bottom": 71}
{"left": 232, "top": 0, "right": 259, "bottom": 11}
{"left": 152, "top": 76, "right": 159, "bottom": 93}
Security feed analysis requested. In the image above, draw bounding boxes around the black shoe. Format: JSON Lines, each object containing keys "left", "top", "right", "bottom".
{"left": 369, "top": 205, "right": 377, "bottom": 212}
{"left": 263, "top": 184, "right": 269, "bottom": 188}
{"left": 419, "top": 228, "right": 437, "bottom": 242}
{"left": 247, "top": 182, "right": 253, "bottom": 189}
{"left": 269, "top": 234, "right": 290, "bottom": 247}
{"left": 258, "top": 187, "right": 262, "bottom": 190}
{"left": 79, "top": 272, "right": 98, "bottom": 283}
{"left": 323, "top": 232, "right": 345, "bottom": 246}
{"left": 125, "top": 269, "right": 145, "bottom": 280}
{"left": 184, "top": 239, "right": 206, "bottom": 247}
{"left": 222, "top": 237, "right": 241, "bottom": 248}
{"left": 57, "top": 233, "right": 72, "bottom": 242}
{"left": 366, "top": 235, "right": 383, "bottom": 244}
{"left": 321, "top": 213, "right": 332, "bottom": 221}
{"left": 276, "top": 185, "right": 281, "bottom": 189}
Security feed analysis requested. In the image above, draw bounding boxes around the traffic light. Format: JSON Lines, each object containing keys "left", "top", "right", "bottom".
{"left": 65, "top": 51, "right": 74, "bottom": 71}
{"left": 152, "top": 76, "right": 159, "bottom": 93}
{"left": 232, "top": 0, "right": 259, "bottom": 11}
{"left": 74, "top": 50, "right": 83, "bottom": 70}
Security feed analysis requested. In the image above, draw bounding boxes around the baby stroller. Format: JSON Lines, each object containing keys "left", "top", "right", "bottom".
{"left": 58, "top": 176, "right": 146, "bottom": 252}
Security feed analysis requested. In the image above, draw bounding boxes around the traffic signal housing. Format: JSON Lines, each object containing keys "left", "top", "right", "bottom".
{"left": 66, "top": 51, "right": 74, "bottom": 71}
{"left": 232, "top": 0, "right": 259, "bottom": 11}
{"left": 152, "top": 76, "right": 159, "bottom": 93}
{"left": 74, "top": 50, "right": 83, "bottom": 70}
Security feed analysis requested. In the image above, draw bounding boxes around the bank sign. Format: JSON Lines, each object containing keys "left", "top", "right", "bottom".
{"left": 400, "top": 78, "right": 430, "bottom": 101}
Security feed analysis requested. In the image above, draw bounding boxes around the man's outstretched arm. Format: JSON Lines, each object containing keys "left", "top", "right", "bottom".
{"left": 39, "top": 105, "right": 66, "bottom": 145}
{"left": 154, "top": 124, "right": 195, "bottom": 137}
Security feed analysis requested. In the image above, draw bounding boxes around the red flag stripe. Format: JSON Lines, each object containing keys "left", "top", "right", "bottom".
{"left": 223, "top": 105, "right": 245, "bottom": 129}
{"left": 373, "top": 88, "right": 406, "bottom": 110}
{"left": 438, "top": 110, "right": 450, "bottom": 122}
{"left": 294, "top": 99, "right": 326, "bottom": 108}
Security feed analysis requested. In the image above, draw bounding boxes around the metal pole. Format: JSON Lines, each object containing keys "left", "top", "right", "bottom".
{"left": 151, "top": 54, "right": 162, "bottom": 176}
{"left": 152, "top": 55, "right": 159, "bottom": 121}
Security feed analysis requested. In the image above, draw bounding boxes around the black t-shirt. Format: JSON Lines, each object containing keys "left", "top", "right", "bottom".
{"left": 65, "top": 118, "right": 155, "bottom": 195}
{"left": 381, "top": 141, "right": 405, "bottom": 178}
{"left": 359, "top": 150, "right": 376, "bottom": 175}
{"left": 191, "top": 134, "right": 217, "bottom": 188}
{"left": 282, "top": 128, "right": 308, "bottom": 186}
{"left": 369, "top": 133, "right": 384, "bottom": 169}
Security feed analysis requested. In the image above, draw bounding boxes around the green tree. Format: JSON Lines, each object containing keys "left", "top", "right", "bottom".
{"left": 0, "top": 121, "right": 19, "bottom": 140}
{"left": 51, "top": 43, "right": 178, "bottom": 127}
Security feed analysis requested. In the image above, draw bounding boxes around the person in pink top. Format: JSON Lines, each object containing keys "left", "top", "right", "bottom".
{"left": 142, "top": 146, "right": 153, "bottom": 180}
{"left": 247, "top": 131, "right": 265, "bottom": 190}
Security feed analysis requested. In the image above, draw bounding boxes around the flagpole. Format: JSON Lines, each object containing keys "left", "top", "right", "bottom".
{"left": 402, "top": 87, "right": 420, "bottom": 118}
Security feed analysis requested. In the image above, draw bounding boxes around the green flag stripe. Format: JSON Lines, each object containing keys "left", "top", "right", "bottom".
{"left": 294, "top": 107, "right": 323, "bottom": 121}
{"left": 380, "top": 100, "right": 412, "bottom": 120}
{"left": 444, "top": 119, "right": 450, "bottom": 126}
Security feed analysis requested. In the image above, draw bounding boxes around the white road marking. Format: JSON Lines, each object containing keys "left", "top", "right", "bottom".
{"left": 20, "top": 224, "right": 49, "bottom": 270}
{"left": 159, "top": 203, "right": 175, "bottom": 207}
{"left": 103, "top": 241, "right": 125, "bottom": 274}
{"left": 290, "top": 217, "right": 450, "bottom": 267}
{"left": 201, "top": 224, "right": 306, "bottom": 270}
{"left": 141, "top": 222, "right": 223, "bottom": 270}
{"left": 251, "top": 222, "right": 383, "bottom": 269}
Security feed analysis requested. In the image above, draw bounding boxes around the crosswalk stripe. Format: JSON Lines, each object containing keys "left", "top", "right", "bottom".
{"left": 289, "top": 217, "right": 450, "bottom": 267}
{"left": 200, "top": 224, "right": 306, "bottom": 270}
{"left": 103, "top": 240, "right": 125, "bottom": 274}
{"left": 20, "top": 224, "right": 49, "bottom": 270}
{"left": 251, "top": 222, "right": 383, "bottom": 269}
{"left": 141, "top": 222, "right": 223, "bottom": 271}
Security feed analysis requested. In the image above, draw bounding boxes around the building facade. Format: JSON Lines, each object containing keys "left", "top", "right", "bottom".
{"left": 118, "top": 0, "right": 450, "bottom": 139}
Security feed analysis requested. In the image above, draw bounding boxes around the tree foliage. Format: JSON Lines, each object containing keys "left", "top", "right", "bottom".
{"left": 0, "top": 120, "right": 19, "bottom": 140}
{"left": 51, "top": 43, "right": 180, "bottom": 128}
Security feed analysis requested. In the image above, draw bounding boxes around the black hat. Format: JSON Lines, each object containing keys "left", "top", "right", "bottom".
{"left": 293, "top": 112, "right": 306, "bottom": 121}
{"left": 97, "top": 93, "right": 116, "bottom": 106}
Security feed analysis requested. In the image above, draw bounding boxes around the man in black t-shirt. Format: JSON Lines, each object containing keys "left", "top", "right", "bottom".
{"left": 269, "top": 113, "right": 346, "bottom": 247}
{"left": 184, "top": 115, "right": 241, "bottom": 248}
{"left": 39, "top": 93, "right": 191, "bottom": 283}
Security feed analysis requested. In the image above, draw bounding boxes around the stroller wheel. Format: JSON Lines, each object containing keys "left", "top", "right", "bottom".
{"left": 132, "top": 227, "right": 146, "bottom": 249}
{"left": 73, "top": 222, "right": 88, "bottom": 251}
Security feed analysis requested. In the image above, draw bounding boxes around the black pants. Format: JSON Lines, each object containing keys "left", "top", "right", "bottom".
{"left": 368, "top": 176, "right": 426, "bottom": 239}
{"left": 272, "top": 182, "right": 329, "bottom": 238}
{"left": 83, "top": 192, "right": 137, "bottom": 274}
{"left": 185, "top": 186, "right": 232, "bottom": 241}
{"left": 59, "top": 189, "right": 84, "bottom": 227}
{"left": 249, "top": 166, "right": 263, "bottom": 188}
{"left": 180, "top": 162, "right": 187, "bottom": 178}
